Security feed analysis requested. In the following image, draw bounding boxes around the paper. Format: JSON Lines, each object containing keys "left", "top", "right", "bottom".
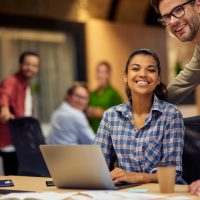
{"left": 165, "top": 197, "right": 194, "bottom": 200}
{"left": 0, "top": 192, "right": 76, "bottom": 200}
{"left": 0, "top": 191, "right": 195, "bottom": 200}
{"left": 128, "top": 188, "right": 148, "bottom": 193}
{"left": 69, "top": 191, "right": 165, "bottom": 200}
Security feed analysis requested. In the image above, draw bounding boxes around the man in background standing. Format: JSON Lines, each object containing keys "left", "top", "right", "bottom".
{"left": 0, "top": 51, "right": 40, "bottom": 175}
{"left": 87, "top": 61, "right": 122, "bottom": 133}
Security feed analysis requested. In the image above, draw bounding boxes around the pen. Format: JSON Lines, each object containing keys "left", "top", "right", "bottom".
{"left": 128, "top": 188, "right": 148, "bottom": 193}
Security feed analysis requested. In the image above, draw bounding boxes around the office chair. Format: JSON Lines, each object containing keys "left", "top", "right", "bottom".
{"left": 182, "top": 116, "right": 200, "bottom": 184}
{"left": 8, "top": 117, "right": 50, "bottom": 177}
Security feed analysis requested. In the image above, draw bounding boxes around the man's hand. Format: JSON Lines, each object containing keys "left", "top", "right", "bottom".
{"left": 188, "top": 179, "right": 200, "bottom": 195}
{"left": 0, "top": 106, "right": 14, "bottom": 122}
{"left": 86, "top": 107, "right": 104, "bottom": 118}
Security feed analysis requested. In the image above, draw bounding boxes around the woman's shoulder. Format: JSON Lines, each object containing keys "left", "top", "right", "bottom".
{"left": 159, "top": 100, "right": 182, "bottom": 115}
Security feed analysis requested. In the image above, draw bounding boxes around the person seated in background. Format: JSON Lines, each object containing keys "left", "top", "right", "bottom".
{"left": 47, "top": 82, "right": 95, "bottom": 145}
{"left": 94, "top": 49, "right": 185, "bottom": 184}
{"left": 0, "top": 50, "right": 40, "bottom": 175}
{"left": 87, "top": 61, "right": 122, "bottom": 133}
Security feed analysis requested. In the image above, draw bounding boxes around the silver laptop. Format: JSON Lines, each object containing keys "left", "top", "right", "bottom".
{"left": 40, "top": 144, "right": 140, "bottom": 190}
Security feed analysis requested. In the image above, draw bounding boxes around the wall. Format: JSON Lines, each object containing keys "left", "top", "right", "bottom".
{"left": 85, "top": 20, "right": 167, "bottom": 100}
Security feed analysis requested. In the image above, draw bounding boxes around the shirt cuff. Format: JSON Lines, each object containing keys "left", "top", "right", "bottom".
{"left": 150, "top": 168, "right": 157, "bottom": 174}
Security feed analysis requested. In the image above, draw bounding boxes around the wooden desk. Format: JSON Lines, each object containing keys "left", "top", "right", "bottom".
{"left": 0, "top": 176, "right": 199, "bottom": 199}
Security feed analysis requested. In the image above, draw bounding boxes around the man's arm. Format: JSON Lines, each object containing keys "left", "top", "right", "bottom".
{"left": 76, "top": 113, "right": 95, "bottom": 144}
{"left": 0, "top": 78, "right": 15, "bottom": 122}
{"left": 167, "top": 45, "right": 200, "bottom": 104}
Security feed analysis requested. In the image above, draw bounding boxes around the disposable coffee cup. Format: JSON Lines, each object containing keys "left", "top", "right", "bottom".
{"left": 157, "top": 163, "right": 176, "bottom": 193}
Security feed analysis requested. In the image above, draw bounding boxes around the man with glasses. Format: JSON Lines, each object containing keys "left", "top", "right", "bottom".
{"left": 151, "top": 0, "right": 200, "bottom": 195}
{"left": 152, "top": 0, "right": 200, "bottom": 104}
{"left": 47, "top": 82, "right": 95, "bottom": 145}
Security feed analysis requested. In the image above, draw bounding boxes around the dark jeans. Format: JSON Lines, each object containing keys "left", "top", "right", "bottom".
{"left": 0, "top": 151, "right": 18, "bottom": 175}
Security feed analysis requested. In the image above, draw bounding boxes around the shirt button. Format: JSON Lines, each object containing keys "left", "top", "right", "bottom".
{"left": 142, "top": 146, "right": 145, "bottom": 152}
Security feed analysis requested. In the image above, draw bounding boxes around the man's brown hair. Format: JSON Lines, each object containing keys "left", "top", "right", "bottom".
{"left": 151, "top": 0, "right": 162, "bottom": 13}
{"left": 66, "top": 82, "right": 88, "bottom": 97}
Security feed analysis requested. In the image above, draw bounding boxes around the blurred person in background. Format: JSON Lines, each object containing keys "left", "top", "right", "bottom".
{"left": 0, "top": 50, "right": 40, "bottom": 175}
{"left": 87, "top": 61, "right": 122, "bottom": 133}
{"left": 47, "top": 82, "right": 95, "bottom": 145}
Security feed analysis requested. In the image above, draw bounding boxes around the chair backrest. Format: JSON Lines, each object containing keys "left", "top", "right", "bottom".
{"left": 183, "top": 116, "right": 200, "bottom": 184}
{"left": 8, "top": 117, "right": 50, "bottom": 177}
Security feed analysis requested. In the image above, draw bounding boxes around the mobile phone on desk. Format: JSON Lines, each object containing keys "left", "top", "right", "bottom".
{"left": 0, "top": 179, "right": 14, "bottom": 187}
{"left": 46, "top": 180, "right": 55, "bottom": 187}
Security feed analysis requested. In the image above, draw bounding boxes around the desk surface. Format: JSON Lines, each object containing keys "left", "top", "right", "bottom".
{"left": 0, "top": 176, "right": 199, "bottom": 199}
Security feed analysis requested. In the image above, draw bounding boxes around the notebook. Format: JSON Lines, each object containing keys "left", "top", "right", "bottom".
{"left": 40, "top": 145, "right": 140, "bottom": 190}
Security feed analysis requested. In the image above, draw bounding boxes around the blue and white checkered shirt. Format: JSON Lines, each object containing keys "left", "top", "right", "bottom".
{"left": 94, "top": 95, "right": 185, "bottom": 184}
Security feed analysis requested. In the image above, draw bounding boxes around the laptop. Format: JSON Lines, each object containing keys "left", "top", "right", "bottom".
{"left": 40, "top": 145, "right": 140, "bottom": 190}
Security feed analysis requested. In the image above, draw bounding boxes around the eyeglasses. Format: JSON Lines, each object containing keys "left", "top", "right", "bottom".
{"left": 73, "top": 93, "right": 89, "bottom": 101}
{"left": 158, "top": 0, "right": 195, "bottom": 26}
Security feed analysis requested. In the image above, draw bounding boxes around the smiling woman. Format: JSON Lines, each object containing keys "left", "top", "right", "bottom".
{"left": 124, "top": 49, "right": 167, "bottom": 103}
{"left": 94, "top": 49, "right": 186, "bottom": 185}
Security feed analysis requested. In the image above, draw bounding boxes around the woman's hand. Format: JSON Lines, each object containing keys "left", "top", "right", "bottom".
{"left": 110, "top": 167, "right": 158, "bottom": 184}
{"left": 188, "top": 179, "right": 200, "bottom": 195}
{"left": 110, "top": 167, "right": 143, "bottom": 184}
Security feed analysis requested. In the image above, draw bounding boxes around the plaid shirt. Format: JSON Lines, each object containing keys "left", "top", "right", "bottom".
{"left": 94, "top": 95, "right": 185, "bottom": 184}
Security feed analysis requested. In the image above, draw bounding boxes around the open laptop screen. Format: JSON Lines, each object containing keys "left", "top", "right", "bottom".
{"left": 40, "top": 145, "right": 141, "bottom": 190}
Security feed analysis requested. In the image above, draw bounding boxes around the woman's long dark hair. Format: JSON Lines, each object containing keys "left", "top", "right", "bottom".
{"left": 125, "top": 49, "right": 168, "bottom": 101}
